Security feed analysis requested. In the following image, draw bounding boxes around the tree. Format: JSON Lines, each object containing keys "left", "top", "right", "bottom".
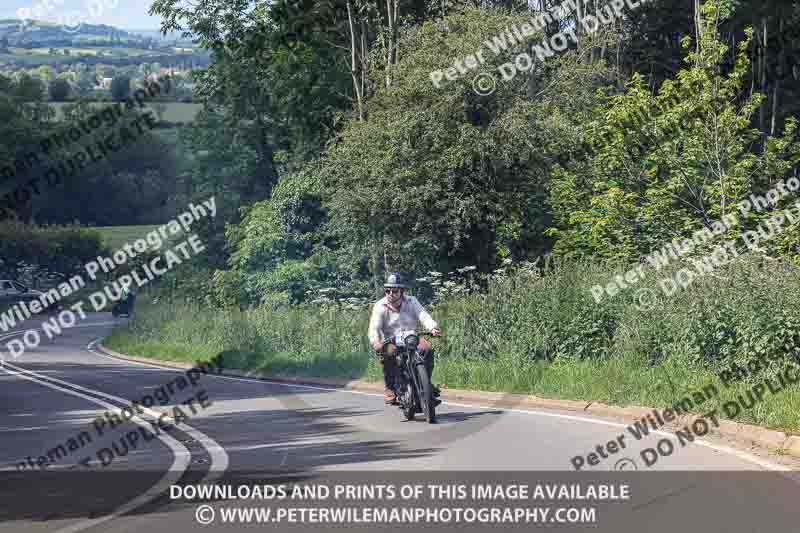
{"left": 547, "top": 1, "right": 800, "bottom": 261}
{"left": 77, "top": 70, "right": 96, "bottom": 96}
{"left": 110, "top": 75, "right": 131, "bottom": 101}
{"left": 49, "top": 79, "right": 71, "bottom": 101}
{"left": 35, "top": 65, "right": 54, "bottom": 84}
{"left": 15, "top": 74, "right": 44, "bottom": 101}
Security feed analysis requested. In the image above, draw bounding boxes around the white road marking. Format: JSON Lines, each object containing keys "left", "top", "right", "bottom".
{"left": 0, "top": 333, "right": 231, "bottom": 533}
{"left": 0, "top": 362, "right": 191, "bottom": 531}
{"left": 0, "top": 321, "right": 118, "bottom": 342}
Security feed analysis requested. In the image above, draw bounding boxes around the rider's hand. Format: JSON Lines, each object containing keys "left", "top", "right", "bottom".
{"left": 371, "top": 340, "right": 384, "bottom": 352}
{"left": 431, "top": 327, "right": 442, "bottom": 337}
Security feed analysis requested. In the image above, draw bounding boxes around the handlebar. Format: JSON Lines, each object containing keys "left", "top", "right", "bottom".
{"left": 379, "top": 331, "right": 442, "bottom": 348}
{"left": 385, "top": 331, "right": 442, "bottom": 339}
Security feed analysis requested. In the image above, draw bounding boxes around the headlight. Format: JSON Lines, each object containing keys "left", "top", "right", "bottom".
{"left": 404, "top": 334, "right": 419, "bottom": 349}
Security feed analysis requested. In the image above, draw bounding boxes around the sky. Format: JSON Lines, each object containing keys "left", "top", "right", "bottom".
{"left": 2, "top": 0, "right": 164, "bottom": 30}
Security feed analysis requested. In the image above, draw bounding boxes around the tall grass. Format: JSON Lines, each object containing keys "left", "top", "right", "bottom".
{"left": 106, "top": 255, "right": 800, "bottom": 432}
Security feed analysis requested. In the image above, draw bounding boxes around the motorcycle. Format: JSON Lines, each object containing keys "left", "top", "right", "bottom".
{"left": 385, "top": 330, "right": 438, "bottom": 424}
{"left": 111, "top": 297, "right": 135, "bottom": 318}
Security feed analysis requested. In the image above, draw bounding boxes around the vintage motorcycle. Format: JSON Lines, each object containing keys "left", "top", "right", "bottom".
{"left": 384, "top": 330, "right": 437, "bottom": 424}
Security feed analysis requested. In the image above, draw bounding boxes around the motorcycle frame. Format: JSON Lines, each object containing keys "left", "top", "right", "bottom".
{"left": 392, "top": 344, "right": 429, "bottom": 411}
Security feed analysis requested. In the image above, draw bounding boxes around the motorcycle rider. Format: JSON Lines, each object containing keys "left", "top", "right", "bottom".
{"left": 117, "top": 285, "right": 136, "bottom": 316}
{"left": 369, "top": 273, "right": 442, "bottom": 405}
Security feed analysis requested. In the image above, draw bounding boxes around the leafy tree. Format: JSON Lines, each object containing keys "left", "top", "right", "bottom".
{"left": 14, "top": 74, "right": 44, "bottom": 101}
{"left": 35, "top": 65, "right": 54, "bottom": 84}
{"left": 76, "top": 70, "right": 96, "bottom": 96}
{"left": 48, "top": 79, "right": 71, "bottom": 101}
{"left": 547, "top": 1, "right": 800, "bottom": 260}
{"left": 110, "top": 75, "right": 131, "bottom": 101}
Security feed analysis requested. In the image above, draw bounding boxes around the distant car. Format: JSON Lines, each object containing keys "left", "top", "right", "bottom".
{"left": 0, "top": 280, "right": 61, "bottom": 314}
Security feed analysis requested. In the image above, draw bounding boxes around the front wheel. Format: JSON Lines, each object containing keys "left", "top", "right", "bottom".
{"left": 415, "top": 363, "right": 435, "bottom": 423}
{"left": 397, "top": 375, "right": 415, "bottom": 421}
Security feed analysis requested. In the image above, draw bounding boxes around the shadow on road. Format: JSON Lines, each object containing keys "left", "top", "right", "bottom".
{"left": 0, "top": 354, "right": 513, "bottom": 523}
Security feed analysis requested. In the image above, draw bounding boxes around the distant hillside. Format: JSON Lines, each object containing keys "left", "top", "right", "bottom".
{"left": 0, "top": 19, "right": 141, "bottom": 46}
{"left": 0, "top": 19, "right": 210, "bottom": 69}
{"left": 128, "top": 28, "right": 196, "bottom": 44}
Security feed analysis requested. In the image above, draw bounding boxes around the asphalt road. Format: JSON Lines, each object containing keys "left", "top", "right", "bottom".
{"left": 2, "top": 316, "right": 800, "bottom": 532}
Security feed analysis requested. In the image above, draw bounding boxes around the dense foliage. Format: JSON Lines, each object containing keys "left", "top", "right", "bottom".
{"left": 5, "top": 0, "right": 800, "bottom": 306}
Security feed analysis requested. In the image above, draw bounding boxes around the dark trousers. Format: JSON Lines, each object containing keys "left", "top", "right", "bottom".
{"left": 381, "top": 347, "right": 434, "bottom": 390}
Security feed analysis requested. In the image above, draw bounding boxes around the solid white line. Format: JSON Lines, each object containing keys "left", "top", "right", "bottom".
{"left": 5, "top": 347, "right": 230, "bottom": 474}
{"left": 90, "top": 341, "right": 793, "bottom": 472}
{"left": 0, "top": 362, "right": 192, "bottom": 533}
{"left": 0, "top": 328, "right": 230, "bottom": 478}
{"left": 0, "top": 360, "right": 193, "bottom": 470}
{"left": 1, "top": 350, "right": 230, "bottom": 533}
{"left": 0, "top": 321, "right": 118, "bottom": 341}
{"left": 94, "top": 339, "right": 229, "bottom": 475}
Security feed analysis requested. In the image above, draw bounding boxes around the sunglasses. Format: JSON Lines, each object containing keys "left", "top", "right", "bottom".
{"left": 384, "top": 288, "right": 403, "bottom": 294}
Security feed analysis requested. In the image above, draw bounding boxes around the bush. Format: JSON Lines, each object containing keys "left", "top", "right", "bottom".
{"left": 49, "top": 79, "right": 71, "bottom": 101}
{"left": 0, "top": 221, "right": 108, "bottom": 283}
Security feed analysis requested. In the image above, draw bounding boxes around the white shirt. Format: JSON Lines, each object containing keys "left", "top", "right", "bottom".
{"left": 368, "top": 295, "right": 438, "bottom": 345}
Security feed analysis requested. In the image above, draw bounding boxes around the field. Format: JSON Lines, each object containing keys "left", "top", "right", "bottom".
{"left": 94, "top": 224, "right": 185, "bottom": 253}
{"left": 94, "top": 225, "right": 161, "bottom": 252}
{"left": 47, "top": 102, "right": 203, "bottom": 123}
{"left": 0, "top": 52, "right": 64, "bottom": 66}
{"left": 9, "top": 46, "right": 157, "bottom": 57}
{"left": 17, "top": 47, "right": 102, "bottom": 56}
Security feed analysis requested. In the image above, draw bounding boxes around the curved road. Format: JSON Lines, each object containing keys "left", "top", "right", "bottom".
{"left": 2, "top": 316, "right": 800, "bottom": 532}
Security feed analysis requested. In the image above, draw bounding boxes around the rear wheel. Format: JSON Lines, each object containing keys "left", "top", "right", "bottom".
{"left": 416, "top": 363, "right": 435, "bottom": 423}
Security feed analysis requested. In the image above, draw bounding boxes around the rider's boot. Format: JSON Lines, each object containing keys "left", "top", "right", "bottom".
{"left": 379, "top": 352, "right": 398, "bottom": 404}
{"left": 384, "top": 388, "right": 397, "bottom": 404}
